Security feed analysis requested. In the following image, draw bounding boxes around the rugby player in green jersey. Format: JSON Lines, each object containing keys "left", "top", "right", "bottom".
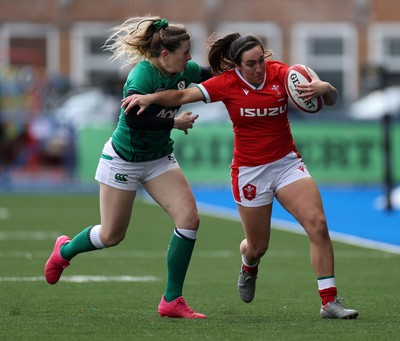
{"left": 44, "top": 16, "right": 212, "bottom": 318}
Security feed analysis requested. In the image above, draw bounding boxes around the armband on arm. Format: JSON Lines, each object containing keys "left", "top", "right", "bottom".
{"left": 125, "top": 105, "right": 174, "bottom": 130}
{"left": 124, "top": 90, "right": 174, "bottom": 130}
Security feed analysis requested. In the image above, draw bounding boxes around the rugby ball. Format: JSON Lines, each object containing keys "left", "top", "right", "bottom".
{"left": 284, "top": 64, "right": 323, "bottom": 114}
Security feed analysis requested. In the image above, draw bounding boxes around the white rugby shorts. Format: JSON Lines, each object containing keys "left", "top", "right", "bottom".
{"left": 231, "top": 151, "right": 311, "bottom": 207}
{"left": 95, "top": 138, "right": 180, "bottom": 191}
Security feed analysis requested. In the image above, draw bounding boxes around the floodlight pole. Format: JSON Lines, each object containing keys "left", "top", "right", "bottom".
{"left": 382, "top": 113, "right": 392, "bottom": 211}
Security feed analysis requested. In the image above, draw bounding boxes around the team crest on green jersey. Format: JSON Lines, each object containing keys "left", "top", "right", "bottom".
{"left": 177, "top": 81, "right": 186, "bottom": 90}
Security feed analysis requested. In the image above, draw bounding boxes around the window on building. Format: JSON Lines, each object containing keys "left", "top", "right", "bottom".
{"left": 309, "top": 38, "right": 344, "bottom": 56}
{"left": 0, "top": 23, "right": 59, "bottom": 76}
{"left": 217, "top": 22, "right": 282, "bottom": 60}
{"left": 291, "top": 23, "right": 357, "bottom": 106}
{"left": 369, "top": 24, "right": 400, "bottom": 88}
{"left": 70, "top": 23, "right": 121, "bottom": 91}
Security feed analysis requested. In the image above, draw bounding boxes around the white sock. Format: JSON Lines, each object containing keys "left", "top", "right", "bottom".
{"left": 242, "top": 255, "right": 259, "bottom": 268}
{"left": 317, "top": 276, "right": 336, "bottom": 290}
{"left": 174, "top": 228, "right": 197, "bottom": 240}
{"left": 90, "top": 225, "right": 105, "bottom": 249}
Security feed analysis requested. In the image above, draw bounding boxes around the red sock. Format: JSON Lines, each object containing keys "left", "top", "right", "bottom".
{"left": 319, "top": 287, "right": 337, "bottom": 306}
{"left": 242, "top": 263, "right": 258, "bottom": 276}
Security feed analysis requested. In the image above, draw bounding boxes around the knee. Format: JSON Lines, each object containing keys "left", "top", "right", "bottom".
{"left": 306, "top": 215, "right": 330, "bottom": 241}
{"left": 180, "top": 211, "right": 200, "bottom": 230}
{"left": 100, "top": 230, "right": 126, "bottom": 247}
{"left": 188, "top": 214, "right": 200, "bottom": 230}
{"left": 241, "top": 239, "right": 268, "bottom": 259}
{"left": 252, "top": 245, "right": 268, "bottom": 259}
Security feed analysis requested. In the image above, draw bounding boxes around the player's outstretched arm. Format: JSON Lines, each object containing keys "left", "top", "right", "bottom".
{"left": 122, "top": 87, "right": 204, "bottom": 115}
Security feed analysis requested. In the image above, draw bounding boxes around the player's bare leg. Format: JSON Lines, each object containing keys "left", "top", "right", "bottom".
{"left": 236, "top": 204, "right": 272, "bottom": 303}
{"left": 276, "top": 178, "right": 333, "bottom": 277}
{"left": 276, "top": 177, "right": 358, "bottom": 319}
{"left": 144, "top": 168, "right": 207, "bottom": 318}
{"left": 44, "top": 184, "right": 135, "bottom": 284}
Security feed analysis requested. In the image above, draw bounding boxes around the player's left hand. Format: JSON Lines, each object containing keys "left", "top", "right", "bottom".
{"left": 121, "top": 94, "right": 151, "bottom": 115}
{"left": 295, "top": 69, "right": 327, "bottom": 101}
{"left": 174, "top": 111, "right": 199, "bottom": 135}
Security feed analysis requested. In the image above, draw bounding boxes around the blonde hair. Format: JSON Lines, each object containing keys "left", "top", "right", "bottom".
{"left": 104, "top": 16, "right": 190, "bottom": 67}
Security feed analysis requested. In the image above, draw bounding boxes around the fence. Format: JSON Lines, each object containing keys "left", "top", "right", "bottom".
{"left": 76, "top": 121, "right": 400, "bottom": 186}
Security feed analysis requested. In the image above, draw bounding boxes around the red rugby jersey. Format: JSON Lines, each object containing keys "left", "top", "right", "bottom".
{"left": 197, "top": 60, "right": 298, "bottom": 167}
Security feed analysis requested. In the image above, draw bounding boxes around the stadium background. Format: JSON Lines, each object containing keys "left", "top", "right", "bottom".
{"left": 1, "top": 2, "right": 400, "bottom": 339}
{"left": 1, "top": 0, "right": 399, "bottom": 247}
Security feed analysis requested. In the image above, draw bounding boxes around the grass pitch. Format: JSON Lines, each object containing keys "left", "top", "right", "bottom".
{"left": 0, "top": 194, "right": 399, "bottom": 340}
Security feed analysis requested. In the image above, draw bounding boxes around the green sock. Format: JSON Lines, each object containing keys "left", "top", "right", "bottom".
{"left": 60, "top": 226, "right": 98, "bottom": 261}
{"left": 164, "top": 233, "right": 195, "bottom": 302}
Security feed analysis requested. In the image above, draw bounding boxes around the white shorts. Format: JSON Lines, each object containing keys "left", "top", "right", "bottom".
{"left": 95, "top": 138, "right": 180, "bottom": 191}
{"left": 231, "top": 151, "right": 311, "bottom": 207}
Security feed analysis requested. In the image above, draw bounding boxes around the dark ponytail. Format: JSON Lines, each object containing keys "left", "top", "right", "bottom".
{"left": 208, "top": 33, "right": 270, "bottom": 74}
{"left": 208, "top": 33, "right": 240, "bottom": 74}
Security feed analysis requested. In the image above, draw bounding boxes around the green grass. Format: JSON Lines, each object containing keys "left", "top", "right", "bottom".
{"left": 0, "top": 194, "right": 399, "bottom": 340}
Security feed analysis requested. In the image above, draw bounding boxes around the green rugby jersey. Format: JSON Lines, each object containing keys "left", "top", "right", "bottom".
{"left": 112, "top": 60, "right": 202, "bottom": 162}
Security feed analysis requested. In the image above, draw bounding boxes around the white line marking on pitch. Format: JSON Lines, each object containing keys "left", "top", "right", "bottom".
{"left": 0, "top": 250, "right": 236, "bottom": 258}
{"left": 0, "top": 231, "right": 61, "bottom": 240}
{"left": 196, "top": 201, "right": 400, "bottom": 255}
{"left": 0, "top": 249, "right": 396, "bottom": 259}
{"left": 0, "top": 276, "right": 161, "bottom": 283}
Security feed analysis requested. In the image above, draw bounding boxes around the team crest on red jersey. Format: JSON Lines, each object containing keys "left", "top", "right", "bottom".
{"left": 242, "top": 183, "right": 257, "bottom": 201}
{"left": 271, "top": 84, "right": 283, "bottom": 96}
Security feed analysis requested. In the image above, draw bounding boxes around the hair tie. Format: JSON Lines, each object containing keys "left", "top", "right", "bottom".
{"left": 153, "top": 18, "right": 169, "bottom": 30}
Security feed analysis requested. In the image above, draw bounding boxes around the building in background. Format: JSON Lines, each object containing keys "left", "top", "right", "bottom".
{"left": 0, "top": 0, "right": 399, "bottom": 105}
{"left": 0, "top": 0, "right": 399, "bottom": 187}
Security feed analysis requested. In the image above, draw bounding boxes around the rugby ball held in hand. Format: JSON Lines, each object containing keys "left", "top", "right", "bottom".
{"left": 284, "top": 64, "right": 323, "bottom": 114}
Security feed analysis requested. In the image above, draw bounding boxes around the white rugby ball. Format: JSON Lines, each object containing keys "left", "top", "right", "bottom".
{"left": 284, "top": 64, "right": 323, "bottom": 114}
